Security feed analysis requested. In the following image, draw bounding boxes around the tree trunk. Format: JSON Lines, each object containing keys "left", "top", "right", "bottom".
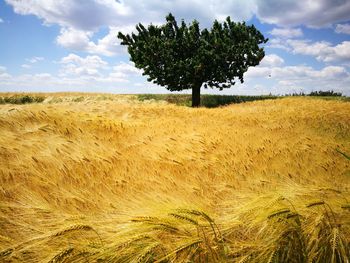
{"left": 191, "top": 84, "right": 201, "bottom": 107}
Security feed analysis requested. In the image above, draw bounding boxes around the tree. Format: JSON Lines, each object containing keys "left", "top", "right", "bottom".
{"left": 118, "top": 14, "right": 268, "bottom": 107}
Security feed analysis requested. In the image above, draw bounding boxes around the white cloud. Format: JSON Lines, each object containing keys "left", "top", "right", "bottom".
{"left": 270, "top": 28, "right": 303, "bottom": 38}
{"left": 0, "top": 57, "right": 151, "bottom": 93}
{"left": 293, "top": 40, "right": 350, "bottom": 63}
{"left": 2, "top": 56, "right": 349, "bottom": 95}
{"left": 0, "top": 66, "right": 7, "bottom": 72}
{"left": 91, "top": 26, "right": 132, "bottom": 56}
{"left": 93, "top": 31, "right": 120, "bottom": 56}
{"left": 3, "top": 1, "right": 350, "bottom": 95}
{"left": 245, "top": 63, "right": 350, "bottom": 95}
{"left": 245, "top": 66, "right": 271, "bottom": 79}
{"left": 335, "top": 23, "right": 350, "bottom": 34}
{"left": 113, "top": 62, "right": 141, "bottom": 75}
{"left": 315, "top": 65, "right": 348, "bottom": 78}
{"left": 7, "top": 0, "right": 350, "bottom": 30}
{"left": 274, "top": 65, "right": 350, "bottom": 94}
{"left": 34, "top": 73, "right": 53, "bottom": 80}
{"left": 0, "top": 66, "right": 12, "bottom": 81}
{"left": 20, "top": 57, "right": 44, "bottom": 70}
{"left": 268, "top": 38, "right": 291, "bottom": 51}
{"left": 56, "top": 28, "right": 93, "bottom": 50}
{"left": 287, "top": 39, "right": 332, "bottom": 57}
{"left": 60, "top": 54, "right": 107, "bottom": 67}
{"left": 27, "top": 57, "right": 44, "bottom": 63}
{"left": 59, "top": 53, "right": 108, "bottom": 77}
{"left": 56, "top": 26, "right": 129, "bottom": 56}
{"left": 270, "top": 39, "right": 350, "bottom": 63}
{"left": 9, "top": 0, "right": 257, "bottom": 56}
{"left": 260, "top": 54, "right": 284, "bottom": 67}
{"left": 58, "top": 55, "right": 141, "bottom": 83}
{"left": 271, "top": 65, "right": 348, "bottom": 80}
{"left": 6, "top": 0, "right": 350, "bottom": 58}
{"left": 0, "top": 18, "right": 4, "bottom": 23}
{"left": 5, "top": 0, "right": 131, "bottom": 31}
{"left": 21, "top": 64, "right": 32, "bottom": 69}
{"left": 256, "top": 0, "right": 350, "bottom": 28}
{"left": 109, "top": 62, "right": 142, "bottom": 81}
{"left": 0, "top": 60, "right": 150, "bottom": 93}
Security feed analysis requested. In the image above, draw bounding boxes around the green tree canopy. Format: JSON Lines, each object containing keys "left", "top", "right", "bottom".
{"left": 118, "top": 13, "right": 268, "bottom": 107}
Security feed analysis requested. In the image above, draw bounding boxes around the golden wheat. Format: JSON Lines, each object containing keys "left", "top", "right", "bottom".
{"left": 0, "top": 94, "right": 349, "bottom": 262}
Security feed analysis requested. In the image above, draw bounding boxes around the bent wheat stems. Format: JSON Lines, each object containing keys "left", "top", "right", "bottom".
{"left": 0, "top": 94, "right": 349, "bottom": 262}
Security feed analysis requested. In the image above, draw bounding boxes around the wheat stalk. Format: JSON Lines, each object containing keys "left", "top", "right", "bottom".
{"left": 331, "top": 227, "right": 339, "bottom": 263}
{"left": 267, "top": 209, "right": 291, "bottom": 219}
{"left": 48, "top": 248, "right": 74, "bottom": 263}
{"left": 0, "top": 248, "right": 13, "bottom": 258}
{"left": 306, "top": 201, "right": 325, "bottom": 208}
{"left": 155, "top": 239, "right": 202, "bottom": 262}
{"left": 52, "top": 224, "right": 93, "bottom": 237}
{"left": 169, "top": 213, "right": 199, "bottom": 226}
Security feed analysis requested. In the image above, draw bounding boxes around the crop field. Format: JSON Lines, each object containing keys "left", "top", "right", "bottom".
{"left": 0, "top": 93, "right": 349, "bottom": 262}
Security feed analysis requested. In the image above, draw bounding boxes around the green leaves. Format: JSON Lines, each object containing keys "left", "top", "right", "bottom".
{"left": 118, "top": 13, "right": 268, "bottom": 92}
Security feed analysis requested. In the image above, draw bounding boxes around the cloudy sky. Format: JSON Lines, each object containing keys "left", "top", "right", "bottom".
{"left": 0, "top": 0, "right": 350, "bottom": 95}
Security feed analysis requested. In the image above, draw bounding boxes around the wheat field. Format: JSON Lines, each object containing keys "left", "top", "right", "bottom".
{"left": 0, "top": 94, "right": 349, "bottom": 262}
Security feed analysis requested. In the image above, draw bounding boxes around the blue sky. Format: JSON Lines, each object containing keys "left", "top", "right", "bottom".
{"left": 0, "top": 0, "right": 350, "bottom": 95}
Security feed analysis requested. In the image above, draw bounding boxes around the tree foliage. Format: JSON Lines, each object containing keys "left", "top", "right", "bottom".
{"left": 118, "top": 13, "right": 268, "bottom": 106}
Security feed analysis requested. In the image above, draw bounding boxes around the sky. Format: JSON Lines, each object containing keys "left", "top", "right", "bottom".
{"left": 0, "top": 0, "right": 350, "bottom": 96}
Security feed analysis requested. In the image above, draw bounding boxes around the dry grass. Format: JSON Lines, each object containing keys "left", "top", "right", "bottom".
{"left": 0, "top": 94, "right": 349, "bottom": 262}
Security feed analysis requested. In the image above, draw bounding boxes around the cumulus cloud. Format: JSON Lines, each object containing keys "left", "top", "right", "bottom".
{"left": 0, "top": 59, "right": 150, "bottom": 93}
{"left": 21, "top": 64, "right": 31, "bottom": 69}
{"left": 270, "top": 28, "right": 303, "bottom": 38}
{"left": 6, "top": 0, "right": 350, "bottom": 57}
{"left": 0, "top": 66, "right": 13, "bottom": 82}
{"left": 59, "top": 53, "right": 108, "bottom": 77}
{"left": 56, "top": 28, "right": 93, "bottom": 50}
{"left": 57, "top": 54, "right": 143, "bottom": 84}
{"left": 3, "top": 0, "right": 350, "bottom": 95}
{"left": 5, "top": 0, "right": 260, "bottom": 56}
{"left": 5, "top": 0, "right": 131, "bottom": 31}
{"left": 56, "top": 26, "right": 129, "bottom": 56}
{"left": 27, "top": 56, "right": 44, "bottom": 64}
{"left": 112, "top": 62, "right": 141, "bottom": 76}
{"left": 256, "top": 0, "right": 350, "bottom": 28}
{"left": 91, "top": 26, "right": 133, "bottom": 56}
{"left": 7, "top": 0, "right": 350, "bottom": 30}
{"left": 272, "top": 65, "right": 348, "bottom": 80}
{"left": 0, "top": 72, "right": 84, "bottom": 92}
{"left": 268, "top": 38, "right": 290, "bottom": 51}
{"left": 287, "top": 40, "right": 333, "bottom": 57}
{"left": 274, "top": 65, "right": 350, "bottom": 94}
{"left": 2, "top": 56, "right": 349, "bottom": 95}
{"left": 245, "top": 63, "right": 350, "bottom": 95}
{"left": 335, "top": 23, "right": 350, "bottom": 34}
{"left": 260, "top": 54, "right": 284, "bottom": 67}
{"left": 269, "top": 39, "right": 350, "bottom": 63}
{"left": 109, "top": 62, "right": 142, "bottom": 81}
{"left": 20, "top": 57, "right": 44, "bottom": 69}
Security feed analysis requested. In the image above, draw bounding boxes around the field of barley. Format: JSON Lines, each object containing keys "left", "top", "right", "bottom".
{"left": 0, "top": 93, "right": 349, "bottom": 262}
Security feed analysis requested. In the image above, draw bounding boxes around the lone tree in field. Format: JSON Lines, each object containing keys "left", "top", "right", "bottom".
{"left": 118, "top": 14, "right": 268, "bottom": 107}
